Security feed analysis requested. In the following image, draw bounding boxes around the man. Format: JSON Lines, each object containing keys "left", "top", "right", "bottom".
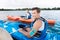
{"left": 18, "top": 7, "right": 44, "bottom": 37}
{"left": 26, "top": 9, "right": 31, "bottom": 19}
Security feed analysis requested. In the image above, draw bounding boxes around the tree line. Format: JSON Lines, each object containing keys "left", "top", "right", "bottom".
{"left": 0, "top": 7, "right": 60, "bottom": 11}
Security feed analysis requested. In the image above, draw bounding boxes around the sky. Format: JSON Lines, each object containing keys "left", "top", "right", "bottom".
{"left": 0, "top": 0, "right": 60, "bottom": 9}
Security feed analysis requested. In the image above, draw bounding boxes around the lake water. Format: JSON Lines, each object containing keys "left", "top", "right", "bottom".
{"left": 0, "top": 10, "right": 60, "bottom": 21}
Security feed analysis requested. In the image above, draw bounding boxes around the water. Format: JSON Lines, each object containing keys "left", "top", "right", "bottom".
{"left": 41, "top": 10, "right": 60, "bottom": 20}
{"left": 0, "top": 10, "right": 60, "bottom": 21}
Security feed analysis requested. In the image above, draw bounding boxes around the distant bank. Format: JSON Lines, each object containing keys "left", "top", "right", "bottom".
{"left": 0, "top": 7, "right": 60, "bottom": 11}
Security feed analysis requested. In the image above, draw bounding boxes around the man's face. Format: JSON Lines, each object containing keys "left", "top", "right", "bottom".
{"left": 32, "top": 10, "right": 39, "bottom": 19}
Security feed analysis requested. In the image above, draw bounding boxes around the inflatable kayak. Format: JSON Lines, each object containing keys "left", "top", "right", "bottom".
{"left": 0, "top": 18, "right": 48, "bottom": 40}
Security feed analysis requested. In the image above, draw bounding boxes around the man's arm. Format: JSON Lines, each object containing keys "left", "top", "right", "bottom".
{"left": 19, "top": 20, "right": 42, "bottom": 38}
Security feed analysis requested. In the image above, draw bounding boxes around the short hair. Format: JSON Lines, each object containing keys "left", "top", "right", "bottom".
{"left": 32, "top": 7, "right": 41, "bottom": 13}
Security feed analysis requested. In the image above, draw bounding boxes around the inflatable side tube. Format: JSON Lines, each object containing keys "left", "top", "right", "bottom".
{"left": 47, "top": 20, "right": 55, "bottom": 26}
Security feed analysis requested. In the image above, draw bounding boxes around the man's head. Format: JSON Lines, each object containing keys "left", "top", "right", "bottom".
{"left": 32, "top": 7, "right": 41, "bottom": 19}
